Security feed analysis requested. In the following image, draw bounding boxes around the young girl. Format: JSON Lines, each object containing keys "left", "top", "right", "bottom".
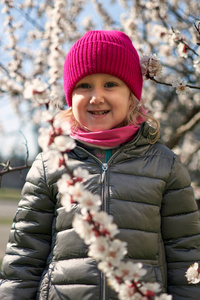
{"left": 1, "top": 30, "right": 200, "bottom": 300}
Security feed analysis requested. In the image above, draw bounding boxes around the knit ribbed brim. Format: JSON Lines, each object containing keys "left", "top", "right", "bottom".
{"left": 63, "top": 30, "right": 143, "bottom": 107}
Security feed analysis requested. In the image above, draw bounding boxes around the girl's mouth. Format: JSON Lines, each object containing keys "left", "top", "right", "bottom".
{"left": 89, "top": 110, "right": 110, "bottom": 115}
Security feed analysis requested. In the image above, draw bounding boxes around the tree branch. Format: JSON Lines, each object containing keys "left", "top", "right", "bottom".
{"left": 0, "top": 163, "right": 31, "bottom": 176}
{"left": 0, "top": 132, "right": 31, "bottom": 187}
{"left": 0, "top": 162, "right": 31, "bottom": 188}
{"left": 166, "top": 111, "right": 200, "bottom": 149}
{"left": 149, "top": 77, "right": 200, "bottom": 90}
{"left": 176, "top": 111, "right": 200, "bottom": 135}
{"left": 171, "top": 27, "right": 199, "bottom": 56}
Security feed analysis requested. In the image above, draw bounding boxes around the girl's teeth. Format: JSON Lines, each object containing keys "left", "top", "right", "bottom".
{"left": 92, "top": 111, "right": 108, "bottom": 115}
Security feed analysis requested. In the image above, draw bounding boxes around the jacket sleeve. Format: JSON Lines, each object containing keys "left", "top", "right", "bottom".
{"left": 161, "top": 155, "right": 200, "bottom": 300}
{"left": 0, "top": 153, "right": 55, "bottom": 300}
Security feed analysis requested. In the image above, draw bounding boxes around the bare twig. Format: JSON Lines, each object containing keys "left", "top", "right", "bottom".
{"left": 149, "top": 77, "right": 200, "bottom": 90}
{"left": 194, "top": 22, "right": 200, "bottom": 45}
{"left": 184, "top": 144, "right": 200, "bottom": 166}
{"left": 0, "top": 132, "right": 32, "bottom": 187}
{"left": 0, "top": 62, "right": 9, "bottom": 76}
{"left": 0, "top": 162, "right": 31, "bottom": 188}
{"left": 166, "top": 111, "right": 200, "bottom": 149}
{"left": 176, "top": 111, "right": 200, "bottom": 135}
{"left": 0, "top": 163, "right": 31, "bottom": 176}
{"left": 19, "top": 130, "right": 29, "bottom": 166}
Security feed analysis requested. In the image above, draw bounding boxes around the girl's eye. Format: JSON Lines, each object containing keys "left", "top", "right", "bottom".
{"left": 105, "top": 82, "right": 117, "bottom": 88}
{"left": 77, "top": 83, "right": 91, "bottom": 89}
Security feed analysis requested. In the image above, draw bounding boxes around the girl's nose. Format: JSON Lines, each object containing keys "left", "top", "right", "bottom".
{"left": 89, "top": 89, "right": 105, "bottom": 105}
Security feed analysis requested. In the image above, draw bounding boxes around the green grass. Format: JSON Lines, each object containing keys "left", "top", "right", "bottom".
{"left": 0, "top": 188, "right": 21, "bottom": 269}
{"left": 0, "top": 188, "right": 21, "bottom": 201}
{"left": 0, "top": 218, "right": 13, "bottom": 225}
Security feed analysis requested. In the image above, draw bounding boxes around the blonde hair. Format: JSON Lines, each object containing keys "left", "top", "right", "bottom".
{"left": 57, "top": 94, "right": 160, "bottom": 144}
{"left": 127, "top": 93, "right": 160, "bottom": 144}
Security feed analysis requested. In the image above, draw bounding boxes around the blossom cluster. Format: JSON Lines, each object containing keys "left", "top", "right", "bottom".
{"left": 172, "top": 77, "right": 190, "bottom": 95}
{"left": 140, "top": 54, "right": 193, "bottom": 95}
{"left": 140, "top": 54, "right": 162, "bottom": 79}
{"left": 24, "top": 78, "right": 50, "bottom": 104}
{"left": 38, "top": 111, "right": 76, "bottom": 158}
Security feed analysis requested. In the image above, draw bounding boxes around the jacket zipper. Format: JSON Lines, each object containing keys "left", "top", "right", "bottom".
{"left": 101, "top": 163, "right": 108, "bottom": 183}
{"left": 75, "top": 145, "right": 134, "bottom": 300}
{"left": 101, "top": 162, "right": 108, "bottom": 300}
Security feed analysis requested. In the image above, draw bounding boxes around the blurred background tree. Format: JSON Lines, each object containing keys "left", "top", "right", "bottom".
{"left": 0, "top": 0, "right": 199, "bottom": 201}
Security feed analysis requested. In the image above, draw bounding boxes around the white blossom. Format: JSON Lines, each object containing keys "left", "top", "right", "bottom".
{"left": 49, "top": 84, "right": 65, "bottom": 109}
{"left": 46, "top": 150, "right": 68, "bottom": 173}
{"left": 88, "top": 237, "right": 109, "bottom": 260}
{"left": 105, "top": 239, "right": 127, "bottom": 266}
{"left": 115, "top": 261, "right": 147, "bottom": 282}
{"left": 67, "top": 182, "right": 86, "bottom": 202}
{"left": 23, "top": 78, "right": 49, "bottom": 103}
{"left": 140, "top": 54, "right": 162, "bottom": 79}
{"left": 41, "top": 110, "right": 56, "bottom": 123}
{"left": 140, "top": 281, "right": 161, "bottom": 297}
{"left": 93, "top": 211, "right": 119, "bottom": 237}
{"left": 177, "top": 43, "right": 189, "bottom": 58}
{"left": 172, "top": 77, "right": 190, "bottom": 94}
{"left": 73, "top": 167, "right": 89, "bottom": 182}
{"left": 72, "top": 213, "right": 94, "bottom": 242}
{"left": 98, "top": 261, "right": 114, "bottom": 276}
{"left": 60, "top": 193, "right": 74, "bottom": 212}
{"left": 57, "top": 173, "right": 73, "bottom": 194}
{"left": 53, "top": 135, "right": 76, "bottom": 152}
{"left": 38, "top": 127, "right": 52, "bottom": 151}
{"left": 78, "top": 191, "right": 102, "bottom": 213}
{"left": 185, "top": 262, "right": 200, "bottom": 284}
{"left": 169, "top": 29, "right": 181, "bottom": 46}
{"left": 118, "top": 283, "right": 136, "bottom": 300}
{"left": 53, "top": 118, "right": 72, "bottom": 135}
{"left": 193, "top": 57, "right": 200, "bottom": 74}
{"left": 152, "top": 25, "right": 168, "bottom": 41}
{"left": 107, "top": 275, "right": 121, "bottom": 293}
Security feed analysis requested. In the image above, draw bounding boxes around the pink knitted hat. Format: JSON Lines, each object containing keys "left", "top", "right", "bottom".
{"left": 63, "top": 30, "right": 143, "bottom": 107}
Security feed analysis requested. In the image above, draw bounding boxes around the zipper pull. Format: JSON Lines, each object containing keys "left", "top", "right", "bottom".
{"left": 101, "top": 163, "right": 108, "bottom": 182}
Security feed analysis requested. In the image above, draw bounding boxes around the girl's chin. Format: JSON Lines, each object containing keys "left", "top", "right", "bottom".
{"left": 81, "top": 122, "right": 125, "bottom": 132}
{"left": 86, "top": 127, "right": 111, "bottom": 132}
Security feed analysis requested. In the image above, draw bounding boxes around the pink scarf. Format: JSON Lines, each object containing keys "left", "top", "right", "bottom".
{"left": 70, "top": 113, "right": 146, "bottom": 148}
{"left": 70, "top": 126, "right": 140, "bottom": 148}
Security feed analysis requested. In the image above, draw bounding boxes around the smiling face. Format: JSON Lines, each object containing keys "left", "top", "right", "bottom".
{"left": 71, "top": 74, "right": 131, "bottom": 132}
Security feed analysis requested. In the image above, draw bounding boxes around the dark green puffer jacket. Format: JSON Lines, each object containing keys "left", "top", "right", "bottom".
{"left": 0, "top": 123, "right": 200, "bottom": 300}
